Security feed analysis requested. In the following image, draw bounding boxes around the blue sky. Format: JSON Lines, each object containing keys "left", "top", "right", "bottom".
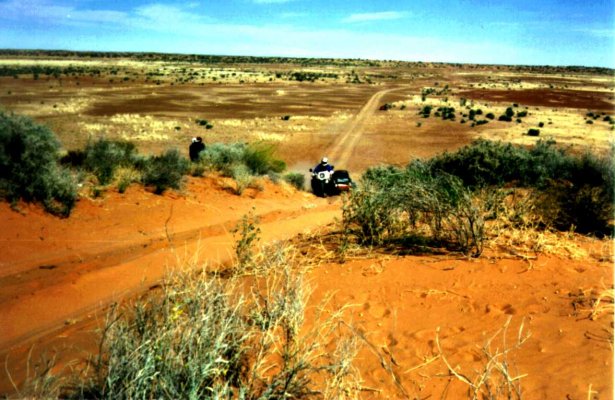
{"left": 0, "top": 0, "right": 613, "bottom": 67}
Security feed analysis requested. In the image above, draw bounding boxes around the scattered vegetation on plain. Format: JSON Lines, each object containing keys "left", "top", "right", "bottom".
{"left": 0, "top": 111, "right": 300, "bottom": 215}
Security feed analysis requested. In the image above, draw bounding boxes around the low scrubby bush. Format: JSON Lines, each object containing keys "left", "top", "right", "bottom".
{"left": 199, "top": 142, "right": 245, "bottom": 176}
{"left": 0, "top": 111, "right": 77, "bottom": 216}
{"left": 283, "top": 172, "right": 305, "bottom": 190}
{"left": 431, "top": 140, "right": 614, "bottom": 235}
{"left": 343, "top": 162, "right": 488, "bottom": 256}
{"left": 200, "top": 142, "right": 286, "bottom": 181}
{"left": 419, "top": 105, "right": 432, "bottom": 118}
{"left": 141, "top": 149, "right": 189, "bottom": 194}
{"left": 229, "top": 163, "right": 253, "bottom": 195}
{"left": 429, "top": 140, "right": 530, "bottom": 188}
{"left": 243, "top": 142, "right": 286, "bottom": 176}
{"left": 82, "top": 139, "right": 140, "bottom": 185}
{"left": 437, "top": 106, "right": 455, "bottom": 121}
{"left": 345, "top": 140, "right": 613, "bottom": 254}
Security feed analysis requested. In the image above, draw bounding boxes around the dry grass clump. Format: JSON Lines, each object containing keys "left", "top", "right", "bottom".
{"left": 437, "top": 317, "right": 530, "bottom": 400}
{"left": 486, "top": 189, "right": 613, "bottom": 261}
{"left": 21, "top": 215, "right": 361, "bottom": 399}
{"left": 112, "top": 166, "right": 143, "bottom": 193}
{"left": 342, "top": 163, "right": 490, "bottom": 257}
{"left": 570, "top": 286, "right": 615, "bottom": 322}
{"left": 5, "top": 349, "right": 64, "bottom": 399}
{"left": 588, "top": 288, "right": 614, "bottom": 321}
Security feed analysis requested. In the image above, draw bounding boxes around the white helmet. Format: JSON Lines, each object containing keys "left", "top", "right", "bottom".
{"left": 321, "top": 157, "right": 328, "bottom": 164}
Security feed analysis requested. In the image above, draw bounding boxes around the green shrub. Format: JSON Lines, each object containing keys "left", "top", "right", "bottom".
{"left": 113, "top": 167, "right": 142, "bottom": 194}
{"left": 200, "top": 142, "right": 286, "bottom": 179}
{"left": 142, "top": 149, "right": 189, "bottom": 194}
{"left": 527, "top": 128, "right": 540, "bottom": 136}
{"left": 429, "top": 140, "right": 530, "bottom": 188}
{"left": 437, "top": 106, "right": 455, "bottom": 120}
{"left": 537, "top": 180, "right": 613, "bottom": 236}
{"left": 229, "top": 163, "right": 252, "bottom": 195}
{"left": 419, "top": 105, "right": 432, "bottom": 118}
{"left": 83, "top": 139, "right": 139, "bottom": 185}
{"left": 0, "top": 111, "right": 77, "bottom": 216}
{"left": 283, "top": 172, "right": 305, "bottom": 190}
{"left": 243, "top": 142, "right": 286, "bottom": 175}
{"left": 430, "top": 140, "right": 614, "bottom": 235}
{"left": 199, "top": 143, "right": 246, "bottom": 176}
{"left": 343, "top": 162, "right": 487, "bottom": 255}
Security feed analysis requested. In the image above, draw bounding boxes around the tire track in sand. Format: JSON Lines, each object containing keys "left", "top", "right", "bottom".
{"left": 327, "top": 87, "right": 405, "bottom": 169}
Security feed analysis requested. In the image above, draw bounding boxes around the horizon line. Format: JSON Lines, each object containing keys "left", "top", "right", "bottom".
{"left": 0, "top": 47, "right": 613, "bottom": 71}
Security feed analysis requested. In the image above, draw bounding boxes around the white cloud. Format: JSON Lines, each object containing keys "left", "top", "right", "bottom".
{"left": 135, "top": 3, "right": 202, "bottom": 25}
{"left": 0, "top": 0, "right": 128, "bottom": 24}
{"left": 0, "top": 0, "right": 72, "bottom": 21}
{"left": 342, "top": 11, "right": 408, "bottom": 23}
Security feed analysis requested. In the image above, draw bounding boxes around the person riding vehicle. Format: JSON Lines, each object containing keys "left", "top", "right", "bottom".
{"left": 309, "top": 156, "right": 354, "bottom": 197}
{"left": 312, "top": 157, "right": 334, "bottom": 174}
{"left": 310, "top": 157, "right": 334, "bottom": 197}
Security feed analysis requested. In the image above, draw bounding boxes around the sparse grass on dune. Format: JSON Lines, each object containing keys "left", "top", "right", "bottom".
{"left": 436, "top": 317, "right": 530, "bottom": 400}
{"left": 16, "top": 218, "right": 362, "bottom": 399}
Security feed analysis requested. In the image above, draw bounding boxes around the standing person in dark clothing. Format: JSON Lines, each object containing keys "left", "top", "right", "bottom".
{"left": 189, "top": 136, "right": 205, "bottom": 162}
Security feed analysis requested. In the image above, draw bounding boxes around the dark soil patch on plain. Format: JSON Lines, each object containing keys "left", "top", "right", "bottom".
{"left": 84, "top": 84, "right": 381, "bottom": 119}
{"left": 459, "top": 88, "right": 614, "bottom": 111}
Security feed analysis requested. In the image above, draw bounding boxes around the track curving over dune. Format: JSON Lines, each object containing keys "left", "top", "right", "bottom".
{"left": 0, "top": 179, "right": 341, "bottom": 394}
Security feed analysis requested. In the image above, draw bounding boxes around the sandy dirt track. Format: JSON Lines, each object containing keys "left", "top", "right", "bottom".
{"left": 327, "top": 87, "right": 405, "bottom": 169}
{"left": 0, "top": 177, "right": 341, "bottom": 393}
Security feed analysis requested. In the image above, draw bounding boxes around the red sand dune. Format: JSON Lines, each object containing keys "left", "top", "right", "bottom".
{"left": 0, "top": 176, "right": 612, "bottom": 399}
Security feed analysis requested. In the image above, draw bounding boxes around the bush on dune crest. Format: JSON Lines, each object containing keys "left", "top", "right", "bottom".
{"left": 82, "top": 139, "right": 142, "bottom": 185}
{"left": 429, "top": 140, "right": 614, "bottom": 236}
{"left": 0, "top": 111, "right": 77, "bottom": 216}
{"left": 343, "top": 162, "right": 488, "bottom": 256}
{"left": 343, "top": 140, "right": 613, "bottom": 256}
{"left": 199, "top": 142, "right": 286, "bottom": 178}
{"left": 141, "top": 149, "right": 190, "bottom": 194}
